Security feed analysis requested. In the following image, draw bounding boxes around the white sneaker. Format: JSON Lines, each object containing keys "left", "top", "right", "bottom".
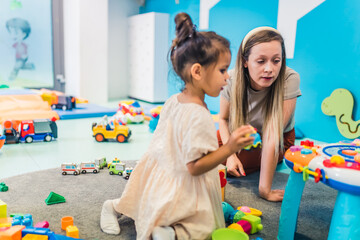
{"left": 152, "top": 226, "right": 176, "bottom": 240}
{"left": 100, "top": 200, "right": 121, "bottom": 235}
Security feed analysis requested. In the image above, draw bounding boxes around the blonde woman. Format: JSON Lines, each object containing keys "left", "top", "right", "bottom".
{"left": 218, "top": 27, "right": 301, "bottom": 202}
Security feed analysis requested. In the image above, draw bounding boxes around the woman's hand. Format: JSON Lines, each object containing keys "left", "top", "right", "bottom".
{"left": 226, "top": 154, "right": 246, "bottom": 177}
{"left": 259, "top": 188, "right": 284, "bottom": 202}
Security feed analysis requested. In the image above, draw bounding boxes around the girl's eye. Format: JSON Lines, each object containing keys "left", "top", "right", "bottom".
{"left": 257, "top": 60, "right": 264, "bottom": 64}
{"left": 220, "top": 69, "right": 226, "bottom": 74}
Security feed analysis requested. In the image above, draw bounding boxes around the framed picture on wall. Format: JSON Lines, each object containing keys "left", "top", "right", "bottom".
{"left": 0, "top": 0, "right": 63, "bottom": 90}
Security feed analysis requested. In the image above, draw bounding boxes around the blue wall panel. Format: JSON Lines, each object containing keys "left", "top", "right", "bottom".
{"left": 141, "top": 0, "right": 360, "bottom": 142}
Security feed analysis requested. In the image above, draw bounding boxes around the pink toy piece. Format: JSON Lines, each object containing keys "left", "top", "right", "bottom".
{"left": 290, "top": 146, "right": 303, "bottom": 152}
{"left": 239, "top": 206, "right": 251, "bottom": 213}
{"left": 34, "top": 221, "right": 49, "bottom": 228}
{"left": 237, "top": 220, "right": 251, "bottom": 234}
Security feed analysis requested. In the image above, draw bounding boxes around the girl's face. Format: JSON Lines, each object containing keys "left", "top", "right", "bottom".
{"left": 203, "top": 51, "right": 231, "bottom": 97}
{"left": 244, "top": 40, "right": 282, "bottom": 91}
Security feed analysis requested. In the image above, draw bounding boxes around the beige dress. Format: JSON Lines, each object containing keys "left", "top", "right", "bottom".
{"left": 114, "top": 94, "right": 225, "bottom": 240}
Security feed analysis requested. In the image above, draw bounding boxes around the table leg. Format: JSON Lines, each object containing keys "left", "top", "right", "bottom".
{"left": 278, "top": 171, "right": 306, "bottom": 240}
{"left": 328, "top": 191, "right": 360, "bottom": 240}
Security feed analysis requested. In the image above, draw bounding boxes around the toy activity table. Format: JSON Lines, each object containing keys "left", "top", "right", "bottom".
{"left": 278, "top": 140, "right": 360, "bottom": 240}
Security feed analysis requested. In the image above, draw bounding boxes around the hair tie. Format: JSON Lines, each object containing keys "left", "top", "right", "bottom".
{"left": 241, "top": 26, "right": 281, "bottom": 51}
{"left": 189, "top": 24, "right": 197, "bottom": 38}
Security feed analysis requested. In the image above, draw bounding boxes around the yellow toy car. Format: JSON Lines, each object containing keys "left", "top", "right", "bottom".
{"left": 92, "top": 119, "right": 131, "bottom": 143}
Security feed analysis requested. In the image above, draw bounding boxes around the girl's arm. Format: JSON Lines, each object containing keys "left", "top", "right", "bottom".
{"left": 258, "top": 97, "right": 298, "bottom": 201}
{"left": 219, "top": 97, "right": 245, "bottom": 177}
{"left": 187, "top": 125, "right": 254, "bottom": 176}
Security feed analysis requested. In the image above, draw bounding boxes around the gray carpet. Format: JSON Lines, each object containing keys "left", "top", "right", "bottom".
{"left": 0, "top": 161, "right": 337, "bottom": 240}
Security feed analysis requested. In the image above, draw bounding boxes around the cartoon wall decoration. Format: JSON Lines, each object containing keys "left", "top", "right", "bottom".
{"left": 6, "top": 18, "right": 35, "bottom": 81}
{"left": 322, "top": 89, "right": 360, "bottom": 139}
{"left": 0, "top": 0, "right": 54, "bottom": 88}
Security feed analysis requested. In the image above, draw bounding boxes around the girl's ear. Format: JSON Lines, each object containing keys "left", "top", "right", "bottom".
{"left": 243, "top": 61, "right": 248, "bottom": 68}
{"left": 190, "top": 63, "right": 202, "bottom": 81}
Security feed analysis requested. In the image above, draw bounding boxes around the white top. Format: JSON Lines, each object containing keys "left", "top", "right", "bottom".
{"left": 114, "top": 94, "right": 225, "bottom": 239}
{"left": 221, "top": 66, "right": 301, "bottom": 133}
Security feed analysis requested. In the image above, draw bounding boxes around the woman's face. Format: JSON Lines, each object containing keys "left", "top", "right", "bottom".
{"left": 244, "top": 40, "right": 282, "bottom": 91}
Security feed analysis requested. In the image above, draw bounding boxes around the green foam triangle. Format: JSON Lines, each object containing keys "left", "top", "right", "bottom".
{"left": 45, "top": 192, "right": 66, "bottom": 205}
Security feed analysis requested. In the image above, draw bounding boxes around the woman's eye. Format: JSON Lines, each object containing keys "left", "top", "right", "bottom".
{"left": 273, "top": 59, "right": 281, "bottom": 64}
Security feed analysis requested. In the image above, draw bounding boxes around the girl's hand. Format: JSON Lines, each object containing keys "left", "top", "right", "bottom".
{"left": 226, "top": 154, "right": 245, "bottom": 177}
{"left": 259, "top": 189, "right": 284, "bottom": 202}
{"left": 227, "top": 125, "right": 255, "bottom": 153}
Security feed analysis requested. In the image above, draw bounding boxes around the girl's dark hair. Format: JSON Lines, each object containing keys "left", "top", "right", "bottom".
{"left": 6, "top": 18, "right": 31, "bottom": 39}
{"left": 170, "top": 12, "right": 230, "bottom": 84}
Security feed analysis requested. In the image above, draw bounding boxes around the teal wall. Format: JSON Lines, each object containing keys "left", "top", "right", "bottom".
{"left": 140, "top": 0, "right": 360, "bottom": 143}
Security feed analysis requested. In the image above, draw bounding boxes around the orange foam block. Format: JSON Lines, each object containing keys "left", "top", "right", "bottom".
{"left": 0, "top": 225, "right": 25, "bottom": 240}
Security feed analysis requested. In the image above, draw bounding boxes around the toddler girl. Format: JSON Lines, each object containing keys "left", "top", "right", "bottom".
{"left": 100, "top": 12, "right": 255, "bottom": 240}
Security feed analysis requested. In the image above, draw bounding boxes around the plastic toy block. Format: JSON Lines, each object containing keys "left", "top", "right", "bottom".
{"left": 34, "top": 221, "right": 49, "bottom": 228}
{"left": 0, "top": 200, "right": 7, "bottom": 218}
{"left": 0, "top": 217, "right": 13, "bottom": 225}
{"left": 22, "top": 234, "right": 48, "bottom": 240}
{"left": 61, "top": 216, "right": 73, "bottom": 230}
{"left": 0, "top": 226, "right": 10, "bottom": 232}
{"left": 21, "top": 227, "right": 57, "bottom": 240}
{"left": 54, "top": 234, "right": 84, "bottom": 240}
{"left": 45, "top": 192, "right": 66, "bottom": 205}
{"left": 241, "top": 214, "right": 263, "bottom": 234}
{"left": 0, "top": 225, "right": 25, "bottom": 239}
{"left": 12, "top": 214, "right": 33, "bottom": 227}
{"left": 66, "top": 225, "right": 79, "bottom": 238}
{"left": 10, "top": 214, "right": 24, "bottom": 217}
{"left": 0, "top": 182, "right": 9, "bottom": 192}
{"left": 0, "top": 222, "right": 11, "bottom": 228}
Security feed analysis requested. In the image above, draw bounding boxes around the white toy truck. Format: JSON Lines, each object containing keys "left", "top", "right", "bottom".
{"left": 61, "top": 163, "right": 80, "bottom": 175}
{"left": 79, "top": 162, "right": 99, "bottom": 174}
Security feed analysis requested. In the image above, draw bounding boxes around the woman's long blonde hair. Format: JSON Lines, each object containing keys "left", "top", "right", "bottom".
{"left": 229, "top": 27, "right": 286, "bottom": 157}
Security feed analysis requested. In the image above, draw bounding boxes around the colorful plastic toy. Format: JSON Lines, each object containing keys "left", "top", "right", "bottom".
{"left": 0, "top": 135, "right": 5, "bottom": 150}
{"left": 79, "top": 162, "right": 99, "bottom": 174}
{"left": 66, "top": 225, "right": 79, "bottom": 238}
{"left": 12, "top": 214, "right": 33, "bottom": 227}
{"left": 109, "top": 163, "right": 126, "bottom": 176}
{"left": 94, "top": 157, "right": 107, "bottom": 169}
{"left": 244, "top": 129, "right": 261, "bottom": 150}
{"left": 149, "top": 106, "right": 162, "bottom": 133}
{"left": 61, "top": 216, "right": 73, "bottom": 231}
{"left": 222, "top": 202, "right": 263, "bottom": 235}
{"left": 0, "top": 200, "right": 7, "bottom": 218}
{"left": 278, "top": 140, "right": 360, "bottom": 240}
{"left": 92, "top": 116, "right": 131, "bottom": 143}
{"left": 41, "top": 92, "right": 76, "bottom": 111}
{"left": 117, "top": 100, "right": 145, "bottom": 124}
{"left": 45, "top": 192, "right": 66, "bottom": 205}
{"left": 3, "top": 118, "right": 57, "bottom": 144}
{"left": 34, "top": 221, "right": 49, "bottom": 228}
{"left": 18, "top": 118, "right": 58, "bottom": 143}
{"left": 212, "top": 228, "right": 249, "bottom": 240}
{"left": 123, "top": 167, "right": 133, "bottom": 180}
{"left": 61, "top": 163, "right": 80, "bottom": 176}
{"left": 0, "top": 182, "right": 8, "bottom": 192}
{"left": 107, "top": 157, "right": 122, "bottom": 168}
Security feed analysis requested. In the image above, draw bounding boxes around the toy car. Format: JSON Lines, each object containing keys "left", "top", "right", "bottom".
{"left": 61, "top": 163, "right": 80, "bottom": 175}
{"left": 79, "top": 162, "right": 99, "bottom": 174}
{"left": 109, "top": 163, "right": 126, "bottom": 176}
{"left": 123, "top": 167, "right": 133, "bottom": 180}
{"left": 117, "top": 100, "right": 145, "bottom": 124}
{"left": 92, "top": 116, "right": 131, "bottom": 143}
{"left": 95, "top": 157, "right": 107, "bottom": 169}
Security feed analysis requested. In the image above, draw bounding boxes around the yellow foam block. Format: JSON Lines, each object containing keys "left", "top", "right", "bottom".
{"left": 66, "top": 225, "right": 79, "bottom": 238}
{"left": 0, "top": 200, "right": 7, "bottom": 218}
{"left": 23, "top": 234, "right": 49, "bottom": 240}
